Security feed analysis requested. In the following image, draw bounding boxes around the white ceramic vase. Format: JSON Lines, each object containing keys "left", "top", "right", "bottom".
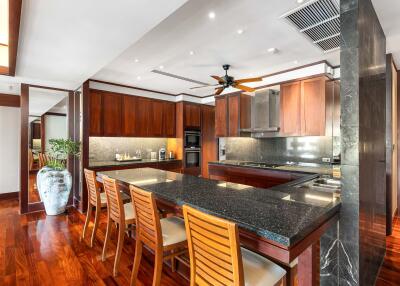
{"left": 37, "top": 166, "right": 72, "bottom": 215}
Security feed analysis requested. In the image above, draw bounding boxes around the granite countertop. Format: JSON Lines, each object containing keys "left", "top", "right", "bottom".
{"left": 89, "top": 158, "right": 182, "bottom": 168}
{"left": 98, "top": 168, "right": 341, "bottom": 247}
{"left": 209, "top": 160, "right": 335, "bottom": 175}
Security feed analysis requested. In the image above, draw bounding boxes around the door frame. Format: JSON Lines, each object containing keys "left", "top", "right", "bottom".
{"left": 19, "top": 84, "right": 75, "bottom": 214}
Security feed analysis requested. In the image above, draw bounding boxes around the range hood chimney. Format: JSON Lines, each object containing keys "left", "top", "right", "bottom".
{"left": 241, "top": 89, "right": 280, "bottom": 137}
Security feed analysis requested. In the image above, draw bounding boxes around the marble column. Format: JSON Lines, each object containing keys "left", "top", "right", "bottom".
{"left": 338, "top": 0, "right": 387, "bottom": 285}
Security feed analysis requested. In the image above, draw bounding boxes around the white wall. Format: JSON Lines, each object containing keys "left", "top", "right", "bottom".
{"left": 0, "top": 107, "right": 20, "bottom": 194}
{"left": 45, "top": 115, "right": 67, "bottom": 151}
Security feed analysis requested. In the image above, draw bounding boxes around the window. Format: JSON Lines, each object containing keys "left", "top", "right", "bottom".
{"left": 0, "top": 0, "right": 8, "bottom": 68}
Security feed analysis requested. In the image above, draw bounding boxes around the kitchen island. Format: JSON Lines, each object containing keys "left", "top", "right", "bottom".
{"left": 97, "top": 167, "right": 340, "bottom": 285}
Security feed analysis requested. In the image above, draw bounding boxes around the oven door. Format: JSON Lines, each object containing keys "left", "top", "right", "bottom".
{"left": 184, "top": 149, "right": 201, "bottom": 168}
{"left": 184, "top": 131, "right": 201, "bottom": 148}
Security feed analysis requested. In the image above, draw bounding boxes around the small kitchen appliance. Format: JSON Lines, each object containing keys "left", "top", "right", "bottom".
{"left": 159, "top": 147, "right": 166, "bottom": 160}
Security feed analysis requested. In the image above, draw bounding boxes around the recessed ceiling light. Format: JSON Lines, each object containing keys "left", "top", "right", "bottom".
{"left": 267, "top": 48, "right": 278, "bottom": 54}
{"left": 293, "top": 60, "right": 299, "bottom": 64}
{"left": 189, "top": 51, "right": 195, "bottom": 56}
{"left": 137, "top": 76, "right": 141, "bottom": 80}
{"left": 159, "top": 65, "right": 164, "bottom": 70}
{"left": 134, "top": 58, "right": 139, "bottom": 63}
{"left": 297, "top": 0, "right": 304, "bottom": 3}
{"left": 208, "top": 11, "right": 216, "bottom": 19}
{"left": 237, "top": 29, "right": 244, "bottom": 35}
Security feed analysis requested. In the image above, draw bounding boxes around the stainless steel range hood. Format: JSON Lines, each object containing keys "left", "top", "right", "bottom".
{"left": 241, "top": 89, "right": 280, "bottom": 137}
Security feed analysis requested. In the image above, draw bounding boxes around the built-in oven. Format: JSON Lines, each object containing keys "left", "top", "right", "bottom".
{"left": 184, "top": 148, "right": 201, "bottom": 168}
{"left": 184, "top": 131, "right": 201, "bottom": 149}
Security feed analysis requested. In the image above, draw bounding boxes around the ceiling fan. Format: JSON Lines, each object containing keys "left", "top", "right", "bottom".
{"left": 191, "top": 64, "right": 263, "bottom": 95}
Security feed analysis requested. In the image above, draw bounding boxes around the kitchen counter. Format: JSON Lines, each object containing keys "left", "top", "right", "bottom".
{"left": 209, "top": 160, "right": 336, "bottom": 175}
{"left": 89, "top": 158, "right": 182, "bottom": 168}
{"left": 98, "top": 167, "right": 340, "bottom": 247}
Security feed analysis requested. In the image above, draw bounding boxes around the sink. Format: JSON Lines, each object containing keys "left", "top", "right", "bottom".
{"left": 296, "top": 177, "right": 341, "bottom": 193}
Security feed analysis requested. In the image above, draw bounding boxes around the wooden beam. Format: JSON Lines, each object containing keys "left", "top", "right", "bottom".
{"left": 0, "top": 93, "right": 20, "bottom": 107}
{"left": 8, "top": 0, "right": 22, "bottom": 76}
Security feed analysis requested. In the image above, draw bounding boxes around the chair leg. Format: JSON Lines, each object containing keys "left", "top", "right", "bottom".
{"left": 82, "top": 205, "right": 92, "bottom": 241}
{"left": 170, "top": 249, "right": 176, "bottom": 272}
{"left": 90, "top": 206, "right": 100, "bottom": 248}
{"left": 113, "top": 222, "right": 125, "bottom": 277}
{"left": 102, "top": 217, "right": 112, "bottom": 261}
{"left": 153, "top": 251, "right": 163, "bottom": 286}
{"left": 130, "top": 239, "right": 143, "bottom": 286}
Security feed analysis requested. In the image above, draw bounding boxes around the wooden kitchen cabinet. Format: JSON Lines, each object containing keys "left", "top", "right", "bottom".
{"left": 163, "top": 102, "right": 176, "bottom": 137}
{"left": 215, "top": 96, "right": 228, "bottom": 137}
{"left": 208, "top": 163, "right": 302, "bottom": 189}
{"left": 301, "top": 77, "right": 326, "bottom": 136}
{"left": 121, "top": 95, "right": 137, "bottom": 136}
{"left": 280, "top": 81, "right": 301, "bottom": 136}
{"left": 215, "top": 93, "right": 251, "bottom": 137}
{"left": 280, "top": 76, "right": 327, "bottom": 136}
{"left": 135, "top": 97, "right": 151, "bottom": 137}
{"left": 89, "top": 90, "right": 103, "bottom": 136}
{"left": 102, "top": 92, "right": 122, "bottom": 136}
{"left": 184, "top": 102, "right": 201, "bottom": 129}
{"left": 201, "top": 105, "right": 217, "bottom": 178}
{"left": 149, "top": 100, "right": 164, "bottom": 137}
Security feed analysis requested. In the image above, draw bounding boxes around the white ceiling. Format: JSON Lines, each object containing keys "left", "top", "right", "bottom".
{"left": 15, "top": 0, "right": 188, "bottom": 90}
{"left": 372, "top": 0, "right": 400, "bottom": 66}
{"left": 93, "top": 0, "right": 340, "bottom": 97}
{"left": 29, "top": 87, "right": 67, "bottom": 117}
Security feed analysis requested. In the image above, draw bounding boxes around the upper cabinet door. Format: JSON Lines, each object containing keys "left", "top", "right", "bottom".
{"left": 301, "top": 77, "right": 326, "bottom": 136}
{"left": 215, "top": 96, "right": 228, "bottom": 137}
{"left": 228, "top": 95, "right": 240, "bottom": 137}
{"left": 184, "top": 103, "right": 201, "bottom": 129}
{"left": 102, "top": 92, "right": 122, "bottom": 136}
{"left": 135, "top": 97, "right": 151, "bottom": 137}
{"left": 149, "top": 100, "right": 164, "bottom": 137}
{"left": 280, "top": 81, "right": 301, "bottom": 136}
{"left": 163, "top": 102, "right": 176, "bottom": 137}
{"left": 121, "top": 95, "right": 137, "bottom": 136}
{"left": 89, "top": 91, "right": 103, "bottom": 136}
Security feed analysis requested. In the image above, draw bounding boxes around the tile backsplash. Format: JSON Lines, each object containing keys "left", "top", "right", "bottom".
{"left": 224, "top": 136, "right": 335, "bottom": 164}
{"left": 89, "top": 137, "right": 168, "bottom": 162}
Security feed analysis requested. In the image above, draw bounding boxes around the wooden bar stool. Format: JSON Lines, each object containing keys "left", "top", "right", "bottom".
{"left": 129, "top": 186, "right": 187, "bottom": 286}
{"left": 82, "top": 169, "right": 108, "bottom": 247}
{"left": 38, "top": 153, "right": 50, "bottom": 169}
{"left": 183, "top": 205, "right": 287, "bottom": 286}
{"left": 102, "top": 176, "right": 136, "bottom": 277}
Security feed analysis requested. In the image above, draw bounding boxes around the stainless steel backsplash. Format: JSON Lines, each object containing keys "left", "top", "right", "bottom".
{"left": 224, "top": 136, "right": 336, "bottom": 164}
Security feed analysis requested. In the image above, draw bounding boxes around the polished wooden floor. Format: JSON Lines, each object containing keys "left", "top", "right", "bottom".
{"left": 1, "top": 198, "right": 400, "bottom": 285}
{"left": 0, "top": 198, "right": 188, "bottom": 286}
{"left": 376, "top": 216, "right": 400, "bottom": 285}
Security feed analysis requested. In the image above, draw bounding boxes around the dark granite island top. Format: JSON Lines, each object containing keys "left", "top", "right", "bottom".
{"left": 98, "top": 167, "right": 340, "bottom": 247}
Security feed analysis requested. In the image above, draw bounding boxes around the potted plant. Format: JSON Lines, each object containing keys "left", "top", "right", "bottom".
{"left": 37, "top": 138, "right": 80, "bottom": 215}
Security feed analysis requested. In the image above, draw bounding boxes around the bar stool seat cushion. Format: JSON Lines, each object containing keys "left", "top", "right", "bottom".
{"left": 242, "top": 247, "right": 286, "bottom": 286}
{"left": 100, "top": 192, "right": 107, "bottom": 207}
{"left": 124, "top": 203, "right": 136, "bottom": 225}
{"left": 160, "top": 217, "right": 187, "bottom": 246}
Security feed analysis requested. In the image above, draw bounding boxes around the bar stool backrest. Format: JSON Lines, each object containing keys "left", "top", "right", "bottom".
{"left": 129, "top": 186, "right": 162, "bottom": 251}
{"left": 183, "top": 205, "right": 244, "bottom": 286}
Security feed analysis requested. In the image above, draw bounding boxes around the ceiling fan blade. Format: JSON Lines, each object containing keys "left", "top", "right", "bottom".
{"left": 215, "top": 87, "right": 224, "bottom": 95}
{"left": 234, "top": 77, "right": 263, "bottom": 84}
{"left": 211, "top": 75, "right": 224, "bottom": 83}
{"left": 233, "top": 84, "right": 256, "bottom": 93}
{"left": 190, "top": 84, "right": 220, "bottom": 90}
